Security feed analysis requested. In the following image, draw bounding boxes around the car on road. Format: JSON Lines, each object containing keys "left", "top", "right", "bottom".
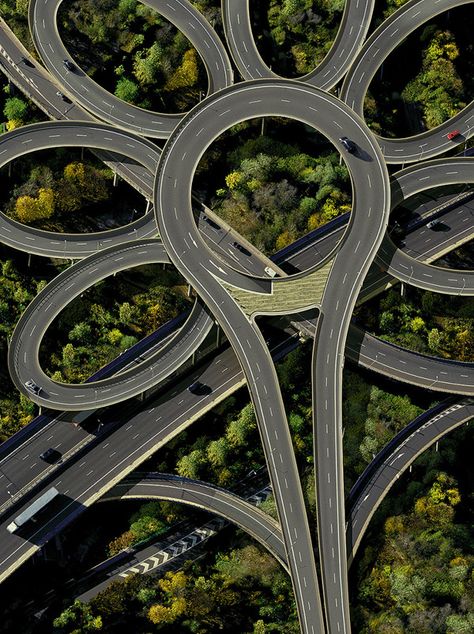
{"left": 63, "top": 59, "right": 75, "bottom": 71}
{"left": 264, "top": 266, "right": 277, "bottom": 278}
{"left": 56, "top": 91, "right": 72, "bottom": 103}
{"left": 232, "top": 241, "right": 251, "bottom": 255}
{"left": 24, "top": 379, "right": 42, "bottom": 395}
{"left": 339, "top": 136, "right": 357, "bottom": 153}
{"left": 202, "top": 215, "right": 220, "bottom": 231}
{"left": 39, "top": 448, "right": 62, "bottom": 464}
{"left": 427, "top": 218, "right": 441, "bottom": 229}
{"left": 447, "top": 130, "right": 461, "bottom": 140}
{"left": 187, "top": 381, "right": 212, "bottom": 396}
{"left": 20, "top": 56, "right": 34, "bottom": 68}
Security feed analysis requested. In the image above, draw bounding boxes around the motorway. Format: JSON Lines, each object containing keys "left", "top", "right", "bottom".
{"left": 29, "top": 0, "right": 233, "bottom": 138}
{"left": 0, "top": 1, "right": 473, "bottom": 633}
{"left": 43, "top": 397, "right": 472, "bottom": 605}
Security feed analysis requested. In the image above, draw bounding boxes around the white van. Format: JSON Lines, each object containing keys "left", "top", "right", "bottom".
{"left": 264, "top": 266, "right": 277, "bottom": 278}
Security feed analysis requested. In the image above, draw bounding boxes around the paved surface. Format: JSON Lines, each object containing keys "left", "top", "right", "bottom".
{"left": 0, "top": 2, "right": 473, "bottom": 633}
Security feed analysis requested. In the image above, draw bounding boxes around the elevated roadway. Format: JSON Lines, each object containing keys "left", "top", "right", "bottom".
{"left": 341, "top": 0, "right": 474, "bottom": 163}
{"left": 105, "top": 473, "right": 287, "bottom": 569}
{"left": 7, "top": 240, "right": 214, "bottom": 409}
{"left": 222, "top": 0, "right": 375, "bottom": 91}
{"left": 29, "top": 0, "right": 233, "bottom": 138}
{"left": 155, "top": 78, "right": 391, "bottom": 634}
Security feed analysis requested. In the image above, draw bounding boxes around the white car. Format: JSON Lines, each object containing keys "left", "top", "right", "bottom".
{"left": 24, "top": 380, "right": 41, "bottom": 395}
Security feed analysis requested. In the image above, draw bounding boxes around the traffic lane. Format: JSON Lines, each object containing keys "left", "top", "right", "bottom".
{"left": 346, "top": 399, "right": 474, "bottom": 561}
{"left": 310, "top": 93, "right": 389, "bottom": 634}
{"left": 341, "top": 0, "right": 474, "bottom": 163}
{"left": 107, "top": 478, "right": 287, "bottom": 569}
{"left": 0, "top": 18, "right": 89, "bottom": 121}
{"left": 30, "top": 0, "right": 232, "bottom": 138}
{"left": 0, "top": 331, "right": 300, "bottom": 582}
{"left": 377, "top": 233, "right": 474, "bottom": 295}
{"left": 346, "top": 325, "right": 474, "bottom": 395}
{"left": 222, "top": 0, "right": 375, "bottom": 90}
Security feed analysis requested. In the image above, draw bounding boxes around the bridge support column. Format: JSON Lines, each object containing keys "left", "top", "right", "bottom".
{"left": 400, "top": 282, "right": 406, "bottom": 298}
{"left": 145, "top": 199, "right": 151, "bottom": 213}
{"left": 215, "top": 324, "right": 221, "bottom": 347}
{"left": 113, "top": 172, "right": 119, "bottom": 187}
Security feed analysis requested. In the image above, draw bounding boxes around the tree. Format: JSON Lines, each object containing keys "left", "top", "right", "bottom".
{"left": 176, "top": 449, "right": 205, "bottom": 479}
{"left": 69, "top": 322, "right": 92, "bottom": 344}
{"left": 15, "top": 188, "right": 55, "bottom": 223}
{"left": 165, "top": 48, "right": 198, "bottom": 92}
{"left": 53, "top": 600, "right": 102, "bottom": 630}
{"left": 118, "top": 302, "right": 135, "bottom": 325}
{"left": 207, "top": 437, "right": 229, "bottom": 468}
{"left": 133, "top": 42, "right": 162, "bottom": 85}
{"left": 115, "top": 77, "right": 139, "bottom": 103}
{"left": 62, "top": 343, "right": 76, "bottom": 368}
{"left": 3, "top": 96, "right": 28, "bottom": 122}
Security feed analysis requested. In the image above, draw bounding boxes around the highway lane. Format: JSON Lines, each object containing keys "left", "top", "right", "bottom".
{"left": 376, "top": 159, "right": 474, "bottom": 295}
{"left": 341, "top": 0, "right": 474, "bottom": 163}
{"left": 153, "top": 79, "right": 395, "bottom": 634}
{"left": 1, "top": 200, "right": 470, "bottom": 542}
{"left": 222, "top": 0, "right": 375, "bottom": 91}
{"left": 345, "top": 325, "right": 474, "bottom": 395}
{"left": 0, "top": 122, "right": 160, "bottom": 258}
{"left": 346, "top": 397, "right": 474, "bottom": 564}
{"left": 0, "top": 330, "right": 300, "bottom": 584}
{"left": 29, "top": 0, "right": 233, "bottom": 138}
{"left": 105, "top": 473, "right": 287, "bottom": 570}
{"left": 8, "top": 239, "right": 214, "bottom": 410}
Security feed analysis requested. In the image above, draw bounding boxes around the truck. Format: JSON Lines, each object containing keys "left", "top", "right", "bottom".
{"left": 7, "top": 486, "right": 59, "bottom": 534}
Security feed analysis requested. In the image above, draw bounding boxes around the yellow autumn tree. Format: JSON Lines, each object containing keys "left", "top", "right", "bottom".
{"left": 64, "top": 161, "right": 86, "bottom": 183}
{"left": 165, "top": 49, "right": 198, "bottom": 91}
{"left": 15, "top": 188, "right": 55, "bottom": 223}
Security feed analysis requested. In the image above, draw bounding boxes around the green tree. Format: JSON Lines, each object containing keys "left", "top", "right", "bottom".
{"left": 115, "top": 77, "right": 139, "bottom": 103}
{"left": 176, "top": 449, "right": 205, "bottom": 479}
{"left": 53, "top": 600, "right": 102, "bottom": 630}
{"left": 3, "top": 96, "right": 28, "bottom": 121}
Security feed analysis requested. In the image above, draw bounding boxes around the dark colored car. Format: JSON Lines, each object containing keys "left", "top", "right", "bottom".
{"left": 25, "top": 379, "right": 42, "bottom": 395}
{"left": 63, "top": 59, "right": 75, "bottom": 71}
{"left": 187, "top": 381, "right": 212, "bottom": 396}
{"left": 39, "top": 448, "right": 62, "bottom": 463}
{"left": 339, "top": 136, "right": 357, "bottom": 153}
{"left": 202, "top": 215, "right": 220, "bottom": 231}
{"left": 20, "top": 56, "right": 34, "bottom": 68}
{"left": 56, "top": 91, "right": 72, "bottom": 103}
{"left": 232, "top": 241, "right": 251, "bottom": 255}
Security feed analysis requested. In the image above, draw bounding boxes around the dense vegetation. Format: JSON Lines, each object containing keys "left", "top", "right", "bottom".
{"left": 199, "top": 122, "right": 350, "bottom": 255}
{"left": 355, "top": 288, "right": 474, "bottom": 361}
{"left": 0, "top": 252, "right": 43, "bottom": 440}
{"left": 40, "top": 264, "right": 191, "bottom": 383}
{"left": 52, "top": 541, "right": 298, "bottom": 633}
{"left": 56, "top": 0, "right": 214, "bottom": 113}
{"left": 354, "top": 468, "right": 474, "bottom": 633}
{"left": 1, "top": 153, "right": 118, "bottom": 230}
{"left": 251, "top": 0, "right": 344, "bottom": 77}
{"left": 367, "top": 6, "right": 474, "bottom": 136}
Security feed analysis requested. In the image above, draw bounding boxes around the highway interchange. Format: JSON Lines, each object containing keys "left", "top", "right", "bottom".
{"left": 0, "top": 0, "right": 473, "bottom": 632}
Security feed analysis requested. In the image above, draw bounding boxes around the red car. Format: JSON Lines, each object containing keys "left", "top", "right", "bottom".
{"left": 447, "top": 129, "right": 461, "bottom": 140}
